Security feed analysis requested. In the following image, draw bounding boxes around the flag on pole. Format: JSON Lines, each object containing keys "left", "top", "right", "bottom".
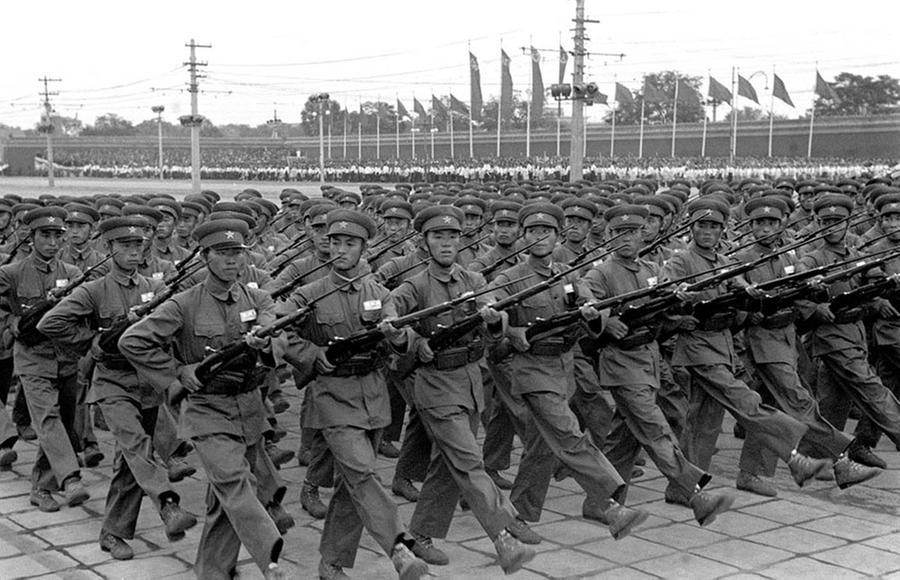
{"left": 677, "top": 78, "right": 701, "bottom": 107}
{"left": 558, "top": 46, "right": 568, "bottom": 84}
{"left": 413, "top": 97, "right": 428, "bottom": 121}
{"left": 615, "top": 82, "right": 634, "bottom": 108}
{"left": 531, "top": 47, "right": 544, "bottom": 119}
{"left": 772, "top": 74, "right": 794, "bottom": 107}
{"left": 708, "top": 76, "right": 733, "bottom": 104}
{"left": 815, "top": 71, "right": 841, "bottom": 103}
{"left": 450, "top": 94, "right": 469, "bottom": 116}
{"left": 500, "top": 49, "right": 513, "bottom": 121}
{"left": 737, "top": 75, "right": 759, "bottom": 104}
{"left": 397, "top": 99, "right": 410, "bottom": 121}
{"left": 642, "top": 78, "right": 666, "bottom": 104}
{"left": 469, "top": 52, "right": 483, "bottom": 122}
{"left": 432, "top": 95, "right": 448, "bottom": 124}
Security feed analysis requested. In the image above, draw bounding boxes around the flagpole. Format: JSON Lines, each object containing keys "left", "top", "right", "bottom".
{"left": 671, "top": 76, "right": 679, "bottom": 157}
{"left": 526, "top": 101, "right": 531, "bottom": 158}
{"left": 395, "top": 95, "right": 400, "bottom": 159}
{"left": 768, "top": 67, "right": 775, "bottom": 157}
{"left": 357, "top": 97, "right": 362, "bottom": 160}
{"left": 610, "top": 102, "right": 616, "bottom": 157}
{"left": 449, "top": 102, "right": 455, "bottom": 159}
{"left": 468, "top": 111, "right": 474, "bottom": 158}
{"left": 342, "top": 106, "right": 347, "bottom": 159}
{"left": 807, "top": 96, "right": 816, "bottom": 158}
{"left": 638, "top": 99, "right": 645, "bottom": 159}
{"left": 583, "top": 116, "right": 587, "bottom": 157}
{"left": 376, "top": 97, "right": 381, "bottom": 160}
{"left": 497, "top": 42, "right": 502, "bottom": 157}
{"left": 701, "top": 99, "right": 708, "bottom": 157}
{"left": 412, "top": 122, "right": 416, "bottom": 160}
{"left": 556, "top": 100, "right": 562, "bottom": 157}
{"left": 730, "top": 67, "right": 737, "bottom": 162}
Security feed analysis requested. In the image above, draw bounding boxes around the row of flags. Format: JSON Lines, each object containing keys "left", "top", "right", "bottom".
{"left": 385, "top": 50, "right": 841, "bottom": 127}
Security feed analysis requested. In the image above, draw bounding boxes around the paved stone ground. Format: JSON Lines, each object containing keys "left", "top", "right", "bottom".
{"left": 2, "top": 382, "right": 899, "bottom": 580}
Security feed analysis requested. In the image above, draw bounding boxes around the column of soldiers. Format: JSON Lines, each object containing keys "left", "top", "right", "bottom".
{"left": 0, "top": 170, "right": 897, "bottom": 579}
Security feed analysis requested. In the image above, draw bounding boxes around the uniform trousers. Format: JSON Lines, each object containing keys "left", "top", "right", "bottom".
{"left": 410, "top": 405, "right": 515, "bottom": 541}
{"left": 678, "top": 364, "right": 808, "bottom": 473}
{"left": 383, "top": 374, "right": 406, "bottom": 444}
{"left": 193, "top": 432, "right": 282, "bottom": 579}
{"left": 74, "top": 355, "right": 96, "bottom": 451}
{"left": 319, "top": 426, "right": 403, "bottom": 568}
{"left": 482, "top": 359, "right": 518, "bottom": 474}
{"left": 816, "top": 347, "right": 900, "bottom": 449}
{"left": 0, "top": 357, "right": 15, "bottom": 405}
{"left": 299, "top": 392, "right": 335, "bottom": 487}
{"left": 856, "top": 344, "right": 900, "bottom": 449}
{"left": 393, "top": 374, "right": 431, "bottom": 483}
{"left": 152, "top": 403, "right": 187, "bottom": 461}
{"left": 98, "top": 399, "right": 176, "bottom": 539}
{"left": 0, "top": 405, "right": 17, "bottom": 449}
{"left": 657, "top": 354, "right": 688, "bottom": 439}
{"left": 21, "top": 373, "right": 80, "bottom": 491}
{"left": 569, "top": 345, "right": 614, "bottom": 450}
{"left": 743, "top": 360, "right": 851, "bottom": 477}
{"left": 603, "top": 383, "right": 706, "bottom": 500}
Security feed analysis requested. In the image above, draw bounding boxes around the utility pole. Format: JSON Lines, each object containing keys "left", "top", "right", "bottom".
{"left": 569, "top": 0, "right": 597, "bottom": 182}
{"left": 38, "top": 76, "right": 61, "bottom": 187}
{"left": 183, "top": 39, "right": 210, "bottom": 194}
{"left": 151, "top": 105, "right": 165, "bottom": 181}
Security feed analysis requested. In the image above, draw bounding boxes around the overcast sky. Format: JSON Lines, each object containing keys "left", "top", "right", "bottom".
{"left": 1, "top": 0, "right": 898, "bottom": 130}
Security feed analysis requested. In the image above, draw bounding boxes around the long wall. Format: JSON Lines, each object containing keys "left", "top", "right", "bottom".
{"left": 2, "top": 115, "right": 898, "bottom": 174}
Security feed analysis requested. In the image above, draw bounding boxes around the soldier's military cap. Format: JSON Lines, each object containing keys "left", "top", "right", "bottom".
{"left": 287, "top": 195, "right": 308, "bottom": 206}
{"left": 489, "top": 200, "right": 522, "bottom": 223}
{"left": 875, "top": 192, "right": 900, "bottom": 215}
{"left": 413, "top": 206, "right": 464, "bottom": 234}
{"left": 453, "top": 196, "right": 487, "bottom": 216}
{"left": 813, "top": 193, "right": 854, "bottom": 217}
{"left": 123, "top": 205, "right": 164, "bottom": 226}
{"left": 865, "top": 184, "right": 892, "bottom": 204}
{"left": 605, "top": 204, "right": 648, "bottom": 230}
{"left": 380, "top": 199, "right": 414, "bottom": 221}
{"left": 837, "top": 179, "right": 861, "bottom": 192}
{"left": 208, "top": 210, "right": 256, "bottom": 230}
{"left": 149, "top": 197, "right": 182, "bottom": 220}
{"left": 236, "top": 188, "right": 262, "bottom": 201}
{"left": 63, "top": 204, "right": 100, "bottom": 224}
{"left": 307, "top": 204, "right": 333, "bottom": 226}
{"left": 3, "top": 194, "right": 23, "bottom": 204}
{"left": 519, "top": 202, "right": 564, "bottom": 230}
{"left": 656, "top": 193, "right": 683, "bottom": 214}
{"left": 212, "top": 201, "right": 253, "bottom": 217}
{"left": 745, "top": 196, "right": 789, "bottom": 220}
{"left": 686, "top": 198, "right": 730, "bottom": 224}
{"left": 121, "top": 195, "right": 148, "bottom": 206}
{"left": 98, "top": 216, "right": 147, "bottom": 242}
{"left": 181, "top": 201, "right": 206, "bottom": 219}
{"left": 326, "top": 209, "right": 376, "bottom": 240}
{"left": 280, "top": 188, "right": 302, "bottom": 199}
{"left": 561, "top": 197, "right": 597, "bottom": 221}
{"left": 635, "top": 196, "right": 672, "bottom": 218}
{"left": 193, "top": 218, "right": 250, "bottom": 250}
{"left": 814, "top": 184, "right": 842, "bottom": 195}
{"left": 96, "top": 197, "right": 124, "bottom": 210}
{"left": 335, "top": 191, "right": 362, "bottom": 207}
{"left": 200, "top": 189, "right": 221, "bottom": 202}
{"left": 184, "top": 194, "right": 213, "bottom": 215}
{"left": 0, "top": 199, "right": 13, "bottom": 213}
{"left": 23, "top": 206, "right": 67, "bottom": 231}
{"left": 249, "top": 198, "right": 279, "bottom": 219}
{"left": 12, "top": 203, "right": 39, "bottom": 219}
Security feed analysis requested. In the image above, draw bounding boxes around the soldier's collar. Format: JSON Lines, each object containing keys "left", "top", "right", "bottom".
{"left": 110, "top": 262, "right": 138, "bottom": 286}
{"left": 203, "top": 275, "right": 237, "bottom": 302}
{"left": 611, "top": 254, "right": 640, "bottom": 272}
{"left": 427, "top": 261, "right": 458, "bottom": 283}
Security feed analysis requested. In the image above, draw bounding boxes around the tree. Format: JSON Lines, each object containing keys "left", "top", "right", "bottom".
{"left": 604, "top": 71, "right": 704, "bottom": 125}
{"left": 300, "top": 97, "right": 350, "bottom": 136}
{"left": 82, "top": 113, "right": 136, "bottom": 136}
{"left": 722, "top": 107, "right": 789, "bottom": 122}
{"left": 814, "top": 73, "right": 900, "bottom": 116}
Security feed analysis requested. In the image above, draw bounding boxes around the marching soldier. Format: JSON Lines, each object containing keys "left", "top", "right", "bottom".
{"left": 119, "top": 218, "right": 289, "bottom": 579}
{"left": 38, "top": 216, "right": 198, "bottom": 560}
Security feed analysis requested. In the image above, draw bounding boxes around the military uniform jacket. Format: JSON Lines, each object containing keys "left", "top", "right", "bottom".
{"left": 138, "top": 254, "right": 176, "bottom": 282}
{"left": 278, "top": 270, "right": 401, "bottom": 430}
{"left": 735, "top": 243, "right": 801, "bottom": 364}
{"left": 470, "top": 244, "right": 520, "bottom": 282}
{"left": 582, "top": 255, "right": 661, "bottom": 387}
{"left": 660, "top": 244, "right": 737, "bottom": 367}
{"left": 273, "top": 251, "right": 333, "bottom": 288}
{"left": 60, "top": 244, "right": 107, "bottom": 275}
{"left": 118, "top": 277, "right": 276, "bottom": 441}
{"left": 391, "top": 263, "right": 487, "bottom": 412}
{"left": 152, "top": 238, "right": 190, "bottom": 264}
{"left": 491, "top": 256, "right": 588, "bottom": 396}
{"left": 375, "top": 246, "right": 431, "bottom": 290}
{"left": 862, "top": 237, "right": 900, "bottom": 347}
{"left": 367, "top": 236, "right": 414, "bottom": 273}
{"left": 0, "top": 254, "right": 82, "bottom": 378}
{"left": 38, "top": 265, "right": 164, "bottom": 407}
{"left": 798, "top": 242, "right": 872, "bottom": 357}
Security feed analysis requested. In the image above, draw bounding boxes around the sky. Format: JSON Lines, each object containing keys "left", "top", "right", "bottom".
{"left": 1, "top": 0, "right": 899, "bottom": 130}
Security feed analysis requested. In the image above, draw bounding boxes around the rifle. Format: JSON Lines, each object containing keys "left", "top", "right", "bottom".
{"left": 276, "top": 217, "right": 300, "bottom": 234}
{"left": 269, "top": 242, "right": 314, "bottom": 278}
{"left": 17, "top": 253, "right": 115, "bottom": 346}
{"left": 382, "top": 234, "right": 491, "bottom": 289}
{"left": 422, "top": 249, "right": 608, "bottom": 354}
{"left": 322, "top": 275, "right": 530, "bottom": 366}
{"left": 366, "top": 231, "right": 417, "bottom": 263}
{"left": 638, "top": 211, "right": 712, "bottom": 258}
{"left": 163, "top": 244, "right": 203, "bottom": 284}
{"left": 96, "top": 260, "right": 205, "bottom": 354}
{"left": 194, "top": 274, "right": 365, "bottom": 384}
{"left": 269, "top": 256, "right": 340, "bottom": 301}
{"left": 478, "top": 227, "right": 574, "bottom": 278}
{"left": 727, "top": 214, "right": 808, "bottom": 245}
{"left": 2, "top": 237, "right": 30, "bottom": 266}
{"left": 724, "top": 211, "right": 869, "bottom": 257}
{"left": 827, "top": 274, "right": 900, "bottom": 317}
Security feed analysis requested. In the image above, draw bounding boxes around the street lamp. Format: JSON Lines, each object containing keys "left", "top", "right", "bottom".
{"left": 308, "top": 93, "right": 330, "bottom": 184}
{"left": 151, "top": 105, "right": 165, "bottom": 181}
{"left": 748, "top": 71, "right": 773, "bottom": 157}
{"left": 429, "top": 127, "right": 438, "bottom": 159}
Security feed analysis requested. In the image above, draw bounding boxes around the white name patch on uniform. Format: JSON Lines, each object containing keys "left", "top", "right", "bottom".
{"left": 55, "top": 279, "right": 68, "bottom": 288}
{"left": 152, "top": 272, "right": 164, "bottom": 280}
{"left": 141, "top": 292, "right": 154, "bottom": 303}
{"left": 239, "top": 309, "right": 257, "bottom": 323}
{"left": 363, "top": 299, "right": 382, "bottom": 311}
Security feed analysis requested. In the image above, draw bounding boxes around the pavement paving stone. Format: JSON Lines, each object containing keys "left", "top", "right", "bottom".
{"left": 574, "top": 535, "right": 675, "bottom": 565}
{"left": 703, "top": 511, "right": 781, "bottom": 538}
{"left": 93, "top": 556, "right": 189, "bottom": 579}
{"left": 758, "top": 556, "right": 868, "bottom": 580}
{"left": 30, "top": 520, "right": 104, "bottom": 548}
{"left": 736, "top": 499, "right": 833, "bottom": 525}
{"left": 810, "top": 543, "right": 900, "bottom": 577}
{"left": 0, "top": 550, "right": 80, "bottom": 578}
{"left": 522, "top": 547, "right": 617, "bottom": 578}
{"left": 863, "top": 531, "right": 900, "bottom": 554}
{"left": 744, "top": 526, "right": 847, "bottom": 554}
{"left": 797, "top": 514, "right": 898, "bottom": 541}
{"left": 632, "top": 551, "right": 740, "bottom": 579}
{"left": 635, "top": 521, "right": 731, "bottom": 551}
{"left": 690, "top": 538, "right": 794, "bottom": 570}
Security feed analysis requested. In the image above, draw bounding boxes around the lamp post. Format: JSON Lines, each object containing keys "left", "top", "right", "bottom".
{"left": 748, "top": 71, "right": 772, "bottom": 157}
{"left": 429, "top": 127, "right": 438, "bottom": 159}
{"left": 151, "top": 105, "right": 165, "bottom": 181}
{"left": 309, "top": 93, "right": 330, "bottom": 185}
